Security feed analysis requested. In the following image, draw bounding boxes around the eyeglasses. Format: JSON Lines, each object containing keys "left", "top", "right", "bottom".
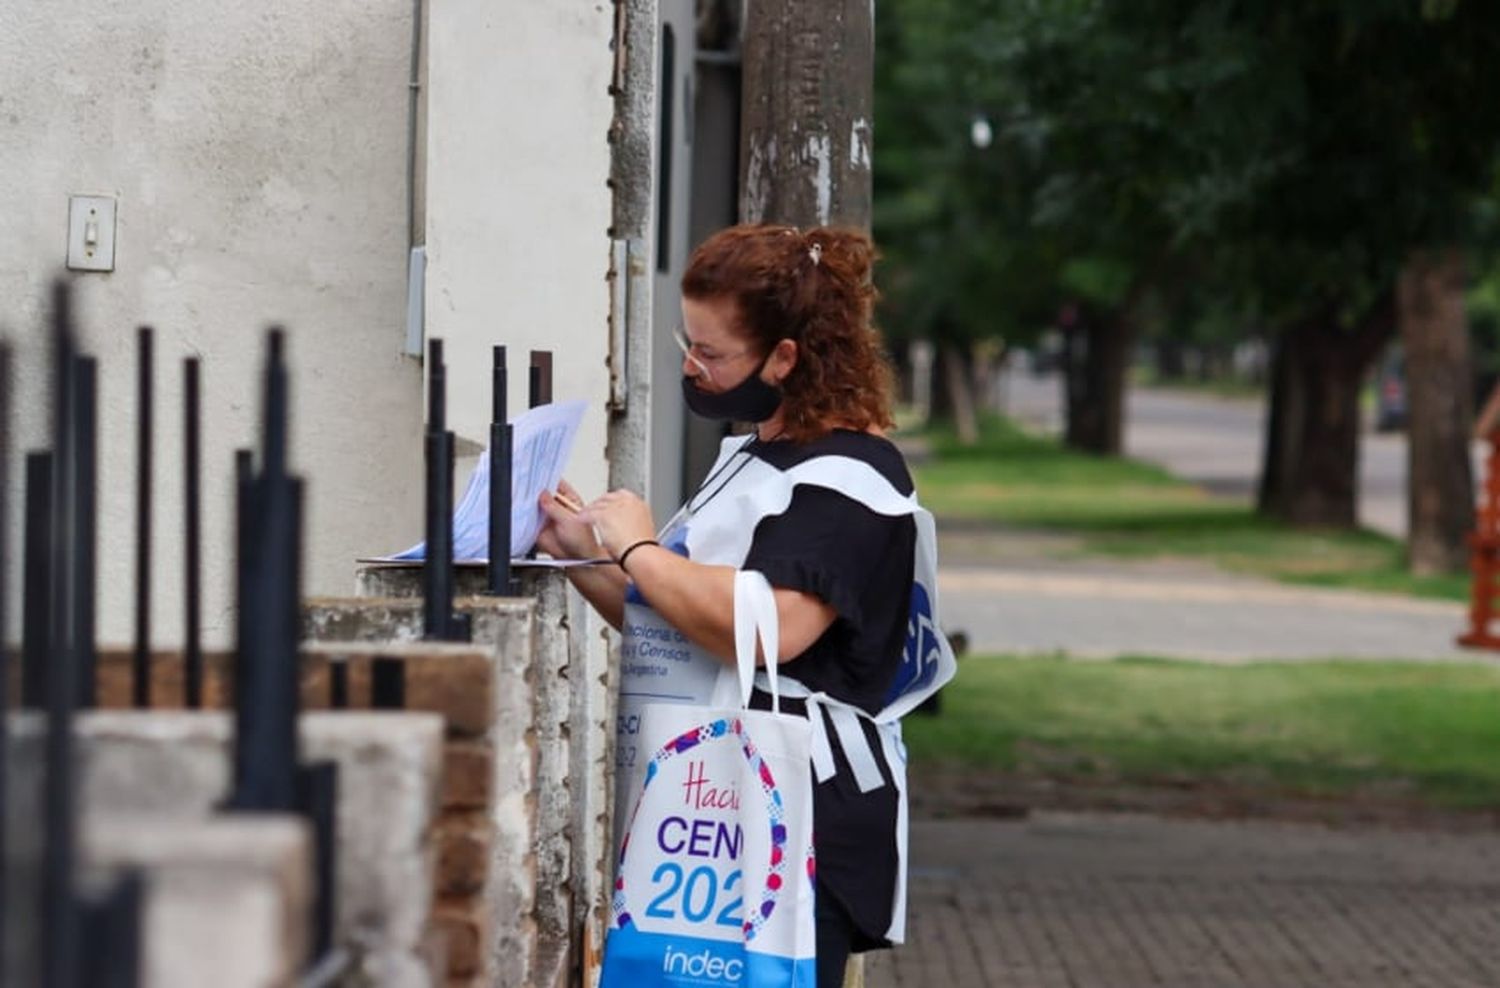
{"left": 673, "top": 325, "right": 755, "bottom": 386}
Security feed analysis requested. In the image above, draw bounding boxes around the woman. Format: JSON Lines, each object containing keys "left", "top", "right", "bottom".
{"left": 537, "top": 224, "right": 940, "bottom": 987}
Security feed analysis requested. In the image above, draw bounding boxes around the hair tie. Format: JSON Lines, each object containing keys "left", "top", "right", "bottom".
{"left": 808, "top": 243, "right": 823, "bottom": 266}
{"left": 617, "top": 538, "right": 659, "bottom": 574}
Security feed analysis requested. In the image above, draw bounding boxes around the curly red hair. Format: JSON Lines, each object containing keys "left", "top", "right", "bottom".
{"left": 680, "top": 224, "right": 895, "bottom": 442}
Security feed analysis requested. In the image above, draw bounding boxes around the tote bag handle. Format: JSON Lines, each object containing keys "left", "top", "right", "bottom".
{"left": 733, "top": 569, "right": 782, "bottom": 713}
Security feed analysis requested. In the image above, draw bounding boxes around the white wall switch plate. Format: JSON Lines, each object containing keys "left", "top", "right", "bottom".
{"left": 67, "top": 194, "right": 117, "bottom": 272}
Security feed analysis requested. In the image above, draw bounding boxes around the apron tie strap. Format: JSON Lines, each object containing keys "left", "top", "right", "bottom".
{"left": 828, "top": 704, "right": 887, "bottom": 793}
{"left": 803, "top": 696, "right": 839, "bottom": 784}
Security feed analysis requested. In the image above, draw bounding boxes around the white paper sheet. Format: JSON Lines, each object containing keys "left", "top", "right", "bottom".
{"left": 376, "top": 399, "right": 586, "bottom": 563}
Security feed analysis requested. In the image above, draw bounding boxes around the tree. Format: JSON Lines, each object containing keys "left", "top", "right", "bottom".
{"left": 874, "top": 0, "right": 1058, "bottom": 441}
{"left": 875, "top": 0, "right": 1173, "bottom": 451}
{"left": 877, "top": 0, "right": 1296, "bottom": 454}
{"left": 1212, "top": 2, "right": 1500, "bottom": 545}
{"left": 876, "top": 0, "right": 1500, "bottom": 549}
{"left": 1400, "top": 249, "right": 1473, "bottom": 572}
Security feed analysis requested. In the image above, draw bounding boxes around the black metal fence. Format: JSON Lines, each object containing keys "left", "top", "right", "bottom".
{"left": 2, "top": 278, "right": 556, "bottom": 984}
{"left": 1, "top": 337, "right": 12, "bottom": 983}
{"left": 0, "top": 283, "right": 145, "bottom": 988}
{"left": 1, "top": 283, "right": 352, "bottom": 985}
{"left": 226, "top": 328, "right": 342, "bottom": 969}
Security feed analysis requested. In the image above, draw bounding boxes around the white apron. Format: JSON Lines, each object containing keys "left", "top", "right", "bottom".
{"left": 616, "top": 436, "right": 957, "bottom": 943}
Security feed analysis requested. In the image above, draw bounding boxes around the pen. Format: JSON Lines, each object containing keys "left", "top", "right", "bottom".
{"left": 553, "top": 489, "right": 586, "bottom": 515}
{"left": 550, "top": 488, "right": 606, "bottom": 555}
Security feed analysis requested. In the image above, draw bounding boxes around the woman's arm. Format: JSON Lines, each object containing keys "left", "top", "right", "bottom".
{"left": 564, "top": 560, "right": 630, "bottom": 631}
{"left": 621, "top": 546, "right": 836, "bottom": 665}
{"left": 583, "top": 489, "right": 836, "bottom": 665}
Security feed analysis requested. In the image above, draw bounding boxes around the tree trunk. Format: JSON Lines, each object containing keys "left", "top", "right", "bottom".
{"left": 1399, "top": 248, "right": 1475, "bottom": 574}
{"left": 1155, "top": 340, "right": 1186, "bottom": 380}
{"left": 942, "top": 344, "right": 979, "bottom": 445}
{"left": 906, "top": 339, "right": 935, "bottom": 425}
{"left": 1256, "top": 337, "right": 1293, "bottom": 515}
{"left": 739, "top": 0, "right": 872, "bottom": 228}
{"left": 1257, "top": 299, "right": 1395, "bottom": 527}
{"left": 1063, "top": 308, "right": 1134, "bottom": 455}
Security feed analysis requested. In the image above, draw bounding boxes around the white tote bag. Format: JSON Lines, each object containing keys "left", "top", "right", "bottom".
{"left": 601, "top": 571, "right": 819, "bottom": 988}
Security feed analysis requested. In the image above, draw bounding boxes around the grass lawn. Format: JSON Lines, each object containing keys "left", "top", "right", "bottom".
{"left": 1130, "top": 368, "right": 1265, "bottom": 401}
{"left": 911, "top": 415, "right": 1471, "bottom": 602}
{"left": 905, "top": 654, "right": 1500, "bottom": 810}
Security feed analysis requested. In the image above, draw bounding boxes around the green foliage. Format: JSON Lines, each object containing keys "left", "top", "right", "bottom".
{"left": 904, "top": 655, "right": 1500, "bottom": 808}
{"left": 874, "top": 0, "right": 1500, "bottom": 352}
{"left": 1468, "top": 271, "right": 1500, "bottom": 379}
{"left": 914, "top": 414, "right": 1469, "bottom": 601}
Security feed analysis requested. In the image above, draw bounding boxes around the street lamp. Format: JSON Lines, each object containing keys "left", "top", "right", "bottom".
{"left": 970, "top": 114, "right": 994, "bottom": 150}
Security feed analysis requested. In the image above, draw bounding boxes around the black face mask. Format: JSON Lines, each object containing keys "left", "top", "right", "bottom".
{"left": 681, "top": 354, "right": 784, "bottom": 422}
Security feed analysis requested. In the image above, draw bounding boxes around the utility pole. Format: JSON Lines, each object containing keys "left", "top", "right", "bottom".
{"left": 742, "top": 12, "right": 877, "bottom": 986}
{"left": 739, "top": 0, "right": 873, "bottom": 229}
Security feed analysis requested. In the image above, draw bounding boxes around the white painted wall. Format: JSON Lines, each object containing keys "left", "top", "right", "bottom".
{"left": 424, "top": 1, "right": 616, "bottom": 499}
{"left": 0, "top": 0, "right": 425, "bottom": 647}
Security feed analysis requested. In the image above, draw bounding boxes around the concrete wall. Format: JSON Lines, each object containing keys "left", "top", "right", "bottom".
{"left": 0, "top": 3, "right": 625, "bottom": 651}
{"left": 8, "top": 709, "right": 446, "bottom": 984}
{"left": 85, "top": 814, "right": 314, "bottom": 988}
{"left": 424, "top": 1, "right": 616, "bottom": 498}
{"left": 0, "top": 0, "right": 425, "bottom": 648}
{"left": 304, "top": 582, "right": 573, "bottom": 988}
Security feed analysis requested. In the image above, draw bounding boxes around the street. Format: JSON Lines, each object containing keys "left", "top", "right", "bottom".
{"left": 1001, "top": 371, "right": 1488, "bottom": 540}
{"left": 927, "top": 371, "right": 1492, "bottom": 662}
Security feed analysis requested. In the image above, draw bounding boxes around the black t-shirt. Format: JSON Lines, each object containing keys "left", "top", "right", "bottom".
{"left": 743, "top": 430, "right": 917, "bottom": 713}
{"left": 740, "top": 429, "right": 915, "bottom": 948}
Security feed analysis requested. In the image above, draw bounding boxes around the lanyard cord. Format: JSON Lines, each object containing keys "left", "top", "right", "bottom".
{"left": 655, "top": 430, "right": 784, "bottom": 544}
{"left": 685, "top": 432, "right": 763, "bottom": 516}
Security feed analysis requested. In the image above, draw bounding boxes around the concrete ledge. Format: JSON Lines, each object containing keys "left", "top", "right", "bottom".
{"left": 304, "top": 712, "right": 444, "bottom": 985}
{"left": 9, "top": 710, "right": 445, "bottom": 987}
{"left": 307, "top": 567, "right": 606, "bottom": 988}
{"left": 526, "top": 570, "right": 576, "bottom": 988}
{"left": 304, "top": 579, "right": 561, "bottom": 988}
{"left": 301, "top": 594, "right": 535, "bottom": 648}
{"left": 85, "top": 813, "right": 312, "bottom": 988}
{"left": 566, "top": 586, "right": 617, "bottom": 988}
{"left": 95, "top": 644, "right": 496, "bottom": 739}
{"left": 298, "top": 642, "right": 496, "bottom": 738}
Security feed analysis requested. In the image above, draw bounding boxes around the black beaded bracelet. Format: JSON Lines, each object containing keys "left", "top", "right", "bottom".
{"left": 617, "top": 538, "right": 660, "bottom": 574}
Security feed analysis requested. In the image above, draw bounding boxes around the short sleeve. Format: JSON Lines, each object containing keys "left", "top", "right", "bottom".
{"left": 735, "top": 432, "right": 917, "bottom": 713}
{"left": 742, "top": 486, "right": 913, "bottom": 630}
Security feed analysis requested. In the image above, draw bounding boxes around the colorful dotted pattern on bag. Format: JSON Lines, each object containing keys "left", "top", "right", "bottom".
{"left": 612, "top": 716, "right": 790, "bottom": 942}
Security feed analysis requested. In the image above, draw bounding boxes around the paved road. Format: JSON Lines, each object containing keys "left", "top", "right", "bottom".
{"left": 866, "top": 813, "right": 1500, "bottom": 988}
{"left": 936, "top": 550, "right": 1486, "bottom": 663}
{"left": 928, "top": 372, "right": 1492, "bottom": 663}
{"left": 1001, "top": 371, "right": 1487, "bottom": 540}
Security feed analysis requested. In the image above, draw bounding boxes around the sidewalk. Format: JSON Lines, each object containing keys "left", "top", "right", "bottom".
{"left": 867, "top": 813, "right": 1500, "bottom": 987}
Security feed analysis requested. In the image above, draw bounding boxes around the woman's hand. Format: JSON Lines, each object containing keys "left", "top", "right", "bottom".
{"left": 580, "top": 488, "right": 657, "bottom": 561}
{"left": 536, "top": 479, "right": 603, "bottom": 559}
